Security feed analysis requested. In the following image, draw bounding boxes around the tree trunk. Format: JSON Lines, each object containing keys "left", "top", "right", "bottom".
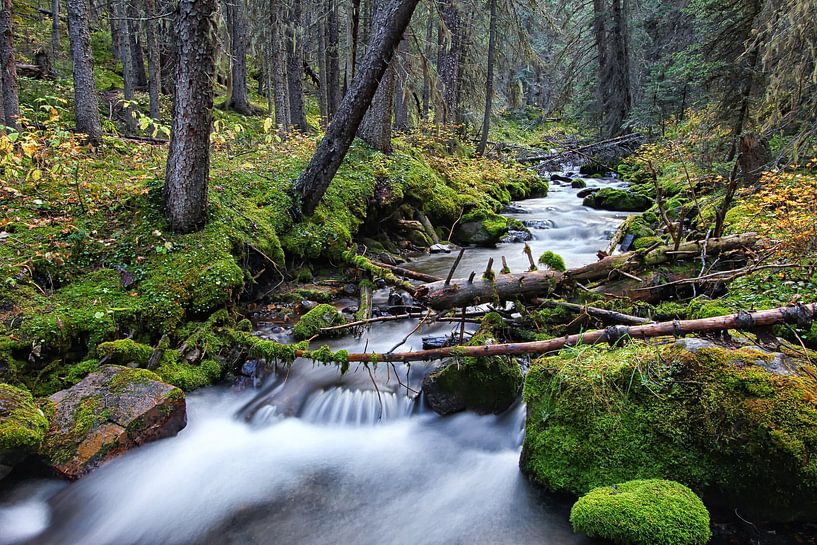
{"left": 0, "top": 63, "right": 5, "bottom": 127}
{"left": 67, "top": 0, "right": 103, "bottom": 142}
{"left": 350, "top": 0, "right": 360, "bottom": 79}
{"left": 145, "top": 0, "right": 160, "bottom": 120}
{"left": 108, "top": 0, "right": 121, "bottom": 61}
{"left": 270, "top": 0, "right": 289, "bottom": 132}
{"left": 393, "top": 34, "right": 409, "bottom": 131}
{"left": 415, "top": 233, "right": 757, "bottom": 310}
{"left": 0, "top": 0, "right": 20, "bottom": 129}
{"left": 113, "top": 0, "right": 136, "bottom": 132}
{"left": 358, "top": 0, "right": 396, "bottom": 152}
{"left": 51, "top": 0, "right": 61, "bottom": 57}
{"left": 164, "top": 0, "right": 216, "bottom": 234}
{"left": 476, "top": 0, "right": 497, "bottom": 155}
{"left": 317, "top": 13, "right": 329, "bottom": 125}
{"left": 313, "top": 303, "right": 817, "bottom": 363}
{"left": 604, "top": 0, "right": 631, "bottom": 137}
{"left": 286, "top": 0, "right": 308, "bottom": 132}
{"left": 325, "top": 0, "right": 340, "bottom": 119}
{"left": 292, "top": 0, "right": 421, "bottom": 217}
{"left": 127, "top": 0, "right": 148, "bottom": 88}
{"left": 436, "top": 0, "right": 460, "bottom": 125}
{"left": 223, "top": 0, "right": 252, "bottom": 114}
{"left": 421, "top": 7, "right": 433, "bottom": 119}
{"left": 737, "top": 132, "right": 770, "bottom": 185}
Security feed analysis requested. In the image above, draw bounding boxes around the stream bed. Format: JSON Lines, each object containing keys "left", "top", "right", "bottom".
{"left": 0, "top": 176, "right": 629, "bottom": 545}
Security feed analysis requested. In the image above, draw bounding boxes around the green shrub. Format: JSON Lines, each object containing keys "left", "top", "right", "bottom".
{"left": 570, "top": 479, "right": 711, "bottom": 545}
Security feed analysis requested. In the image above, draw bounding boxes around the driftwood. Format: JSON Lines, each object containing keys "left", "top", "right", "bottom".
{"left": 415, "top": 234, "right": 756, "bottom": 310}
{"left": 520, "top": 133, "right": 645, "bottom": 172}
{"left": 305, "top": 303, "right": 816, "bottom": 363}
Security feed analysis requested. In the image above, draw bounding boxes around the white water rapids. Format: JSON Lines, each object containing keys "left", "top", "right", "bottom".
{"left": 0, "top": 175, "right": 629, "bottom": 545}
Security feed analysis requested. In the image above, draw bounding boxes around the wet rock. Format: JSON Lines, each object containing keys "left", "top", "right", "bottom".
{"left": 0, "top": 384, "right": 49, "bottom": 480}
{"left": 388, "top": 290, "right": 415, "bottom": 307}
{"left": 41, "top": 366, "right": 186, "bottom": 479}
{"left": 501, "top": 230, "right": 533, "bottom": 243}
{"left": 501, "top": 203, "right": 529, "bottom": 214}
{"left": 550, "top": 174, "right": 572, "bottom": 183}
{"left": 301, "top": 300, "right": 319, "bottom": 312}
{"left": 571, "top": 179, "right": 587, "bottom": 188}
{"left": 423, "top": 355, "right": 523, "bottom": 416}
{"left": 421, "top": 335, "right": 457, "bottom": 350}
{"left": 374, "top": 278, "right": 387, "bottom": 289}
{"left": 577, "top": 187, "right": 599, "bottom": 199}
{"left": 342, "top": 284, "right": 357, "bottom": 295}
{"left": 429, "top": 243, "right": 453, "bottom": 254}
{"left": 523, "top": 219, "right": 556, "bottom": 230}
{"left": 292, "top": 304, "right": 346, "bottom": 340}
{"left": 583, "top": 188, "right": 651, "bottom": 212}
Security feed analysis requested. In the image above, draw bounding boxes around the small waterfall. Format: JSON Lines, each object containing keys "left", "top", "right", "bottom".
{"left": 300, "top": 388, "right": 415, "bottom": 426}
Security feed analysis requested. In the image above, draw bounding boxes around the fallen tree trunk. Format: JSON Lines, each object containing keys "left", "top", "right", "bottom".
{"left": 415, "top": 269, "right": 564, "bottom": 310}
{"left": 416, "top": 234, "right": 756, "bottom": 310}
{"left": 314, "top": 303, "right": 814, "bottom": 363}
{"left": 533, "top": 299, "right": 652, "bottom": 325}
{"left": 568, "top": 232, "right": 756, "bottom": 282}
{"left": 370, "top": 261, "right": 442, "bottom": 283}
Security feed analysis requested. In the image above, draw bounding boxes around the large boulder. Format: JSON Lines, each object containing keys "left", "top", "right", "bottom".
{"left": 41, "top": 365, "right": 186, "bottom": 479}
{"left": 582, "top": 188, "right": 651, "bottom": 211}
{"left": 520, "top": 341, "right": 817, "bottom": 522}
{"left": 453, "top": 210, "right": 509, "bottom": 247}
{"left": 0, "top": 384, "right": 48, "bottom": 479}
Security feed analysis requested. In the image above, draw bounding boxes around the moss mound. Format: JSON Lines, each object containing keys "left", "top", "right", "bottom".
{"left": 0, "top": 383, "right": 49, "bottom": 454}
{"left": 292, "top": 304, "right": 346, "bottom": 341}
{"left": 583, "top": 188, "right": 652, "bottom": 211}
{"left": 570, "top": 479, "right": 711, "bottom": 545}
{"left": 538, "top": 251, "right": 567, "bottom": 272}
{"left": 423, "top": 315, "right": 522, "bottom": 415}
{"left": 520, "top": 341, "right": 817, "bottom": 522}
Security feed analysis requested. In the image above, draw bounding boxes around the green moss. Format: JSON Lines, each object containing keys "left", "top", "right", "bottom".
{"left": 97, "top": 339, "right": 153, "bottom": 366}
{"left": 520, "top": 342, "right": 817, "bottom": 521}
{"left": 292, "top": 304, "right": 346, "bottom": 341}
{"left": 583, "top": 189, "right": 652, "bottom": 212}
{"left": 570, "top": 479, "right": 711, "bottom": 545}
{"left": 571, "top": 179, "right": 587, "bottom": 188}
{"left": 155, "top": 357, "right": 222, "bottom": 391}
{"left": 0, "top": 383, "right": 49, "bottom": 452}
{"left": 632, "top": 235, "right": 662, "bottom": 250}
{"left": 538, "top": 251, "right": 567, "bottom": 272}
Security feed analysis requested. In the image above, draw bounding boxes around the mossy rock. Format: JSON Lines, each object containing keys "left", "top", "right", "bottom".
{"left": 0, "top": 383, "right": 49, "bottom": 479}
{"left": 41, "top": 365, "right": 186, "bottom": 479}
{"left": 292, "top": 304, "right": 346, "bottom": 341}
{"left": 583, "top": 189, "right": 652, "bottom": 212}
{"left": 632, "top": 235, "right": 662, "bottom": 250}
{"left": 97, "top": 339, "right": 153, "bottom": 367}
{"left": 422, "top": 316, "right": 522, "bottom": 415}
{"left": 520, "top": 341, "right": 817, "bottom": 522}
{"left": 454, "top": 210, "right": 509, "bottom": 246}
{"left": 570, "top": 479, "right": 711, "bottom": 545}
{"left": 571, "top": 179, "right": 587, "bottom": 188}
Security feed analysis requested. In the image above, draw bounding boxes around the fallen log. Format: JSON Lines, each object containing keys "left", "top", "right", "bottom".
{"left": 370, "top": 261, "right": 442, "bottom": 283}
{"left": 533, "top": 299, "right": 652, "bottom": 325}
{"left": 415, "top": 269, "right": 564, "bottom": 310}
{"left": 311, "top": 303, "right": 815, "bottom": 363}
{"left": 568, "top": 232, "right": 756, "bottom": 282}
{"left": 415, "top": 234, "right": 757, "bottom": 310}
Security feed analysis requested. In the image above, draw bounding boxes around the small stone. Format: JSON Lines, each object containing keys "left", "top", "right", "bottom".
{"left": 501, "top": 230, "right": 533, "bottom": 243}
{"left": 429, "top": 243, "right": 453, "bottom": 254}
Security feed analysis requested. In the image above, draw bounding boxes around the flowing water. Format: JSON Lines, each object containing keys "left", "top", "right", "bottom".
{"left": 0, "top": 175, "right": 628, "bottom": 545}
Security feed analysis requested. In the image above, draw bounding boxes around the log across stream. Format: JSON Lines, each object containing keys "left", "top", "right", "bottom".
{"left": 0, "top": 174, "right": 646, "bottom": 545}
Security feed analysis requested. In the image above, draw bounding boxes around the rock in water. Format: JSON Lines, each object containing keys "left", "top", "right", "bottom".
{"left": 41, "top": 366, "right": 186, "bottom": 479}
{"left": 0, "top": 384, "right": 49, "bottom": 480}
{"left": 582, "top": 188, "right": 651, "bottom": 211}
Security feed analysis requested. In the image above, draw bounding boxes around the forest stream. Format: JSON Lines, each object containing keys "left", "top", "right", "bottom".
{"left": 0, "top": 174, "right": 630, "bottom": 545}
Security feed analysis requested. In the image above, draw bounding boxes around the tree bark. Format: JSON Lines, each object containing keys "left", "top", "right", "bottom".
{"left": 51, "top": 0, "right": 61, "bottom": 57}
{"left": 0, "top": 0, "right": 20, "bottom": 129}
{"left": 164, "top": 0, "right": 217, "bottom": 234}
{"left": 286, "top": 0, "right": 308, "bottom": 131}
{"left": 421, "top": 7, "right": 433, "bottom": 119}
{"left": 415, "top": 233, "right": 757, "bottom": 310}
{"left": 476, "top": 0, "right": 497, "bottom": 155}
{"left": 223, "top": 0, "right": 252, "bottom": 114}
{"left": 108, "top": 0, "right": 121, "bottom": 61}
{"left": 358, "top": 0, "right": 396, "bottom": 152}
{"left": 145, "top": 0, "right": 160, "bottom": 119}
{"left": 113, "top": 0, "right": 136, "bottom": 133}
{"left": 435, "top": 0, "right": 460, "bottom": 125}
{"left": 67, "top": 0, "right": 103, "bottom": 142}
{"left": 127, "top": 0, "right": 148, "bottom": 88}
{"left": 393, "top": 34, "right": 409, "bottom": 131}
{"left": 292, "top": 0, "right": 421, "bottom": 217}
{"left": 270, "top": 0, "right": 289, "bottom": 132}
{"left": 325, "top": 0, "right": 340, "bottom": 119}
